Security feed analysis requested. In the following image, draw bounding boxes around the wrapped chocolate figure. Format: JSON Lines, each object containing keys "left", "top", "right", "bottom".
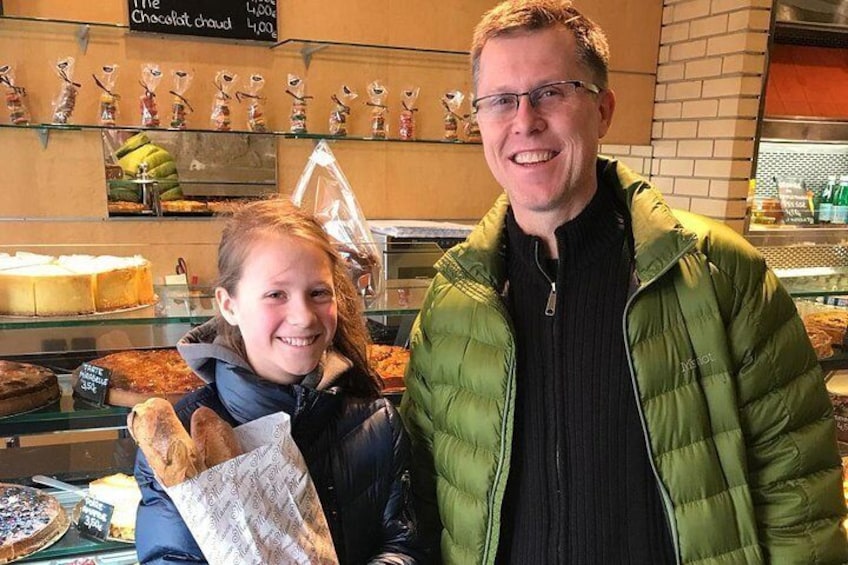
{"left": 211, "top": 71, "right": 236, "bottom": 132}
{"left": 0, "top": 64, "right": 30, "bottom": 126}
{"left": 286, "top": 74, "right": 311, "bottom": 134}
{"left": 93, "top": 64, "right": 120, "bottom": 127}
{"left": 237, "top": 74, "right": 267, "bottom": 132}
{"left": 441, "top": 90, "right": 464, "bottom": 142}
{"left": 51, "top": 57, "right": 81, "bottom": 125}
{"left": 169, "top": 70, "right": 193, "bottom": 130}
{"left": 366, "top": 80, "right": 388, "bottom": 139}
{"left": 398, "top": 87, "right": 420, "bottom": 141}
{"left": 329, "top": 84, "right": 357, "bottom": 137}
{"left": 140, "top": 63, "right": 162, "bottom": 128}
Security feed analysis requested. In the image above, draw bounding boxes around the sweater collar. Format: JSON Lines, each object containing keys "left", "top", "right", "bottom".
{"left": 505, "top": 179, "right": 626, "bottom": 275}
{"left": 439, "top": 157, "right": 698, "bottom": 290}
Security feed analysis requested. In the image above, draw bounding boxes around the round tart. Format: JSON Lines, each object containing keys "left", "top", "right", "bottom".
{"left": 0, "top": 361, "right": 60, "bottom": 418}
{"left": 0, "top": 483, "right": 69, "bottom": 564}
{"left": 72, "top": 349, "right": 205, "bottom": 408}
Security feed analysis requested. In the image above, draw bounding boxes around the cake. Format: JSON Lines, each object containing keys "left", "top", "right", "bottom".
{"left": 0, "top": 361, "right": 61, "bottom": 418}
{"left": 88, "top": 473, "right": 140, "bottom": 541}
{"left": 0, "top": 252, "right": 154, "bottom": 316}
{"left": 0, "top": 483, "right": 69, "bottom": 563}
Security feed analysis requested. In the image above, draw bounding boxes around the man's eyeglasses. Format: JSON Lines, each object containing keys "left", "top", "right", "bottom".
{"left": 472, "top": 80, "right": 602, "bottom": 122}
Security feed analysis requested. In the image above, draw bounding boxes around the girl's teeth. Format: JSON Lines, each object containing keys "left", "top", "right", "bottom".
{"left": 280, "top": 336, "right": 316, "bottom": 346}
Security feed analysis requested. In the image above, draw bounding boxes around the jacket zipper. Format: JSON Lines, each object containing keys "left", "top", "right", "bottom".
{"left": 621, "top": 243, "right": 695, "bottom": 565}
{"left": 534, "top": 240, "right": 557, "bottom": 317}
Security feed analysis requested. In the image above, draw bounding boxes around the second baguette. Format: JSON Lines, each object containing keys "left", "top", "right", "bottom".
{"left": 191, "top": 406, "right": 243, "bottom": 468}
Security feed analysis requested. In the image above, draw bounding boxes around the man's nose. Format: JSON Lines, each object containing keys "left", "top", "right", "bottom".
{"left": 512, "top": 94, "right": 545, "bottom": 133}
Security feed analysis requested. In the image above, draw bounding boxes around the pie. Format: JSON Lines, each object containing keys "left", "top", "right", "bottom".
{"left": 161, "top": 200, "right": 208, "bottom": 214}
{"left": 367, "top": 344, "right": 410, "bottom": 392}
{"left": 71, "top": 349, "right": 205, "bottom": 407}
{"left": 0, "top": 361, "right": 60, "bottom": 418}
{"left": 107, "top": 201, "right": 146, "bottom": 214}
{"left": 0, "top": 484, "right": 69, "bottom": 564}
{"left": 803, "top": 310, "right": 848, "bottom": 346}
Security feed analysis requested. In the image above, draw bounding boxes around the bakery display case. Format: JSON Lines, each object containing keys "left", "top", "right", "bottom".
{"left": 0, "top": 280, "right": 424, "bottom": 564}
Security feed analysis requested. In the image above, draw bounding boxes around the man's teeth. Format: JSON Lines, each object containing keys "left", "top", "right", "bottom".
{"left": 513, "top": 151, "right": 555, "bottom": 164}
{"left": 279, "top": 336, "right": 318, "bottom": 346}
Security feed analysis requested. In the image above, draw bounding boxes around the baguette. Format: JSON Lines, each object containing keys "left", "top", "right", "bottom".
{"left": 127, "top": 397, "right": 204, "bottom": 486}
{"left": 190, "top": 406, "right": 243, "bottom": 468}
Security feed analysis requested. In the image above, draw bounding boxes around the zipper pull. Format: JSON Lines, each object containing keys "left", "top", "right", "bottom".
{"left": 545, "top": 282, "right": 556, "bottom": 316}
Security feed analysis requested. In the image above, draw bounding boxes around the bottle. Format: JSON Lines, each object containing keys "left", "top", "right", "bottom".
{"left": 819, "top": 176, "right": 837, "bottom": 224}
{"left": 832, "top": 176, "right": 848, "bottom": 225}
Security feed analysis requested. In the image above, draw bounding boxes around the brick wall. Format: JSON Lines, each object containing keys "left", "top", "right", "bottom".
{"left": 651, "top": 0, "right": 772, "bottom": 233}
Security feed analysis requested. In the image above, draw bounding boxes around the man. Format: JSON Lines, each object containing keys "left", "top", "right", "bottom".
{"left": 399, "top": 1, "right": 848, "bottom": 563}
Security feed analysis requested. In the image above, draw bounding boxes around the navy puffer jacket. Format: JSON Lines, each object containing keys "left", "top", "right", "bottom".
{"left": 134, "top": 321, "right": 421, "bottom": 564}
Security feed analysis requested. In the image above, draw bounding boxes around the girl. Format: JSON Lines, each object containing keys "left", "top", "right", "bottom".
{"left": 134, "top": 199, "right": 421, "bottom": 564}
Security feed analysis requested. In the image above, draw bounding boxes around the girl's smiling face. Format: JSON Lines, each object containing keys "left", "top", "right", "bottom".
{"left": 216, "top": 233, "right": 338, "bottom": 384}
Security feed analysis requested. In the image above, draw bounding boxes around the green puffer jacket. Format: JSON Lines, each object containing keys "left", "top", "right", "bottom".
{"left": 400, "top": 157, "right": 848, "bottom": 565}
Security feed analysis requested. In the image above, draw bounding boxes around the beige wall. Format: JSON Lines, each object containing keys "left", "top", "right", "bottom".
{"left": 0, "top": 0, "right": 662, "bottom": 285}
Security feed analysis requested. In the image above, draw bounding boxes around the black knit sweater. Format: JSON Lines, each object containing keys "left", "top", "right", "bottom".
{"left": 496, "top": 182, "right": 675, "bottom": 564}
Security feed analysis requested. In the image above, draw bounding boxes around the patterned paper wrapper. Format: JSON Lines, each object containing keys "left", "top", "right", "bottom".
{"left": 166, "top": 412, "right": 338, "bottom": 565}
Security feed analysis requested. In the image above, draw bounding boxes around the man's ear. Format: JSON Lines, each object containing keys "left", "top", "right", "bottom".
{"left": 597, "top": 88, "right": 616, "bottom": 139}
{"left": 215, "top": 287, "right": 238, "bottom": 326}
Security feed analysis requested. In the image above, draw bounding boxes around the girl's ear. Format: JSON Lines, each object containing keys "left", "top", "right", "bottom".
{"left": 215, "top": 287, "right": 239, "bottom": 326}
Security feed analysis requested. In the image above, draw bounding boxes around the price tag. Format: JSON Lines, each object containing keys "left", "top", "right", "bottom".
{"left": 776, "top": 178, "right": 815, "bottom": 225}
{"left": 77, "top": 496, "right": 114, "bottom": 541}
{"left": 75, "top": 363, "right": 112, "bottom": 406}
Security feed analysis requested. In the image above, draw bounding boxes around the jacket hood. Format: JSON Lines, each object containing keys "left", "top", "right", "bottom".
{"left": 437, "top": 156, "right": 699, "bottom": 290}
{"left": 177, "top": 319, "right": 352, "bottom": 389}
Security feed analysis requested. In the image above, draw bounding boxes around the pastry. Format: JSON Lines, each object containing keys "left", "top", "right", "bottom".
{"left": 71, "top": 349, "right": 205, "bottom": 408}
{"left": 0, "top": 484, "right": 69, "bottom": 564}
{"left": 127, "top": 398, "right": 204, "bottom": 487}
{"left": 0, "top": 361, "right": 60, "bottom": 418}
{"left": 161, "top": 200, "right": 208, "bottom": 214}
{"left": 367, "top": 344, "right": 410, "bottom": 391}
{"left": 87, "top": 473, "right": 140, "bottom": 541}
{"left": 807, "top": 327, "right": 834, "bottom": 359}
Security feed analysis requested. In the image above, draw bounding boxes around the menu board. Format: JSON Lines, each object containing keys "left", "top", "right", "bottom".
{"left": 128, "top": 0, "right": 278, "bottom": 42}
{"left": 776, "top": 178, "right": 815, "bottom": 225}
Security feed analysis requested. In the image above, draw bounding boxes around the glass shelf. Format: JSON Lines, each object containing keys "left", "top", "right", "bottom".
{"left": 0, "top": 122, "right": 481, "bottom": 147}
{"left": 0, "top": 376, "right": 129, "bottom": 437}
{"left": 273, "top": 37, "right": 468, "bottom": 58}
{"left": 0, "top": 283, "right": 424, "bottom": 331}
{"left": 776, "top": 267, "right": 848, "bottom": 297}
{"left": 0, "top": 14, "right": 128, "bottom": 30}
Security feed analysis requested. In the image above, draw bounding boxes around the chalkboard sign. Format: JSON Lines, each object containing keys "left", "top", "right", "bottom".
{"left": 776, "top": 178, "right": 815, "bottom": 225}
{"left": 75, "top": 363, "right": 111, "bottom": 406}
{"left": 77, "top": 497, "right": 114, "bottom": 541}
{"left": 128, "top": 0, "right": 278, "bottom": 42}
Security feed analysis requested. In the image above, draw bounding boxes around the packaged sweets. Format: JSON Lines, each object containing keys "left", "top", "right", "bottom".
{"left": 51, "top": 57, "right": 81, "bottom": 125}
{"left": 237, "top": 74, "right": 267, "bottom": 132}
{"left": 169, "top": 69, "right": 193, "bottom": 130}
{"left": 286, "top": 74, "right": 310, "bottom": 134}
{"left": 0, "top": 64, "right": 31, "bottom": 125}
{"left": 398, "top": 87, "right": 420, "bottom": 141}
{"left": 93, "top": 64, "right": 120, "bottom": 127}
{"left": 329, "top": 84, "right": 357, "bottom": 137}
{"left": 366, "top": 80, "right": 388, "bottom": 139}
{"left": 211, "top": 71, "right": 237, "bottom": 132}
{"left": 441, "top": 90, "right": 464, "bottom": 142}
{"left": 140, "top": 63, "right": 163, "bottom": 127}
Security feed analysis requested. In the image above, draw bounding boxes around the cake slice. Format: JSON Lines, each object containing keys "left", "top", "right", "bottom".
{"left": 88, "top": 473, "right": 141, "bottom": 540}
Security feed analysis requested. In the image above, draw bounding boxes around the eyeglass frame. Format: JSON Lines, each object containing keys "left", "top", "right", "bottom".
{"left": 471, "top": 80, "right": 603, "bottom": 120}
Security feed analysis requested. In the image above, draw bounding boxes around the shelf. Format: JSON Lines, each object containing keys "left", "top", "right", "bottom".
{"left": 0, "top": 122, "right": 481, "bottom": 148}
{"left": 272, "top": 37, "right": 468, "bottom": 69}
{"left": 776, "top": 267, "right": 848, "bottom": 297}
{"left": 0, "top": 376, "right": 129, "bottom": 438}
{"left": 0, "top": 282, "right": 425, "bottom": 331}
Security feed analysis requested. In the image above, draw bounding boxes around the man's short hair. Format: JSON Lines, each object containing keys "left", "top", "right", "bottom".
{"left": 471, "top": 0, "right": 610, "bottom": 90}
